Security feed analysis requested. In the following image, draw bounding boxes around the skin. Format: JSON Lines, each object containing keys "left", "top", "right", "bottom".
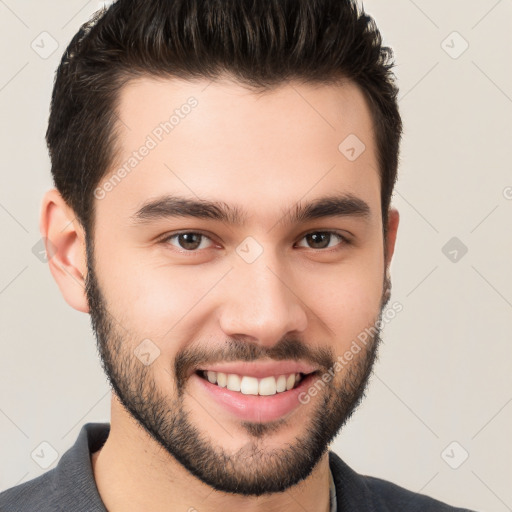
{"left": 41, "top": 76, "right": 399, "bottom": 512}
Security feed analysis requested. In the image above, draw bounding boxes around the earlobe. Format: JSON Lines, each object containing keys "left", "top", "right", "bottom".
{"left": 39, "top": 188, "right": 90, "bottom": 313}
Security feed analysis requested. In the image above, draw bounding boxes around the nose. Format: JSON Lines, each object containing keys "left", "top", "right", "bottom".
{"left": 217, "top": 252, "right": 308, "bottom": 347}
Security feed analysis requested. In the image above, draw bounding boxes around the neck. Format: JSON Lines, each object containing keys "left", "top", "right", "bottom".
{"left": 91, "top": 396, "right": 332, "bottom": 512}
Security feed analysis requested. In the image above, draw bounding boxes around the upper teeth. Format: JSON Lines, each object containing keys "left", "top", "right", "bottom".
{"left": 202, "top": 371, "right": 303, "bottom": 395}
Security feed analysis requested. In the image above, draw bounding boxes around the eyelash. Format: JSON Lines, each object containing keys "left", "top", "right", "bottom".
{"left": 160, "top": 230, "right": 351, "bottom": 254}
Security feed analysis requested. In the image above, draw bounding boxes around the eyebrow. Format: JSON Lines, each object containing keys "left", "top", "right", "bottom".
{"left": 129, "top": 193, "right": 371, "bottom": 227}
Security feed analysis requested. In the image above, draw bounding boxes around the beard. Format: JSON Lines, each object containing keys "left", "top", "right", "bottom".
{"left": 85, "top": 232, "right": 391, "bottom": 496}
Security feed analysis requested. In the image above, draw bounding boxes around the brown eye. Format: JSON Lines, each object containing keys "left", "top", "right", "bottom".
{"left": 163, "top": 232, "right": 214, "bottom": 251}
{"left": 296, "top": 231, "right": 348, "bottom": 250}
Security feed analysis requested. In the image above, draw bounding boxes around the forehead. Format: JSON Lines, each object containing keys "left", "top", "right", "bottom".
{"left": 97, "top": 75, "right": 380, "bottom": 228}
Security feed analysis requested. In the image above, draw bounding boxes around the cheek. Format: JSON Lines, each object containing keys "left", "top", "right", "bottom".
{"left": 95, "top": 245, "right": 225, "bottom": 345}
{"left": 302, "top": 256, "right": 384, "bottom": 344}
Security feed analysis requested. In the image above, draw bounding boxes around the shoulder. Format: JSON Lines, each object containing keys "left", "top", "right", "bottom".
{"left": 363, "top": 474, "right": 476, "bottom": 511}
{"left": 0, "top": 469, "right": 62, "bottom": 511}
{"left": 0, "top": 422, "right": 109, "bottom": 512}
{"left": 328, "top": 450, "right": 477, "bottom": 512}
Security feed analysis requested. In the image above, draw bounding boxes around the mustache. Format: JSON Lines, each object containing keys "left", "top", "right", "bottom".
{"left": 174, "top": 335, "right": 335, "bottom": 388}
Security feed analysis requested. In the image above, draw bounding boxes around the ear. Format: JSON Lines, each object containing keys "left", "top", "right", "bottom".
{"left": 39, "top": 188, "right": 89, "bottom": 313}
{"left": 384, "top": 207, "right": 399, "bottom": 270}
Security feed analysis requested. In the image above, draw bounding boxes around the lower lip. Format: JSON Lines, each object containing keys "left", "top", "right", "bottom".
{"left": 191, "top": 372, "right": 318, "bottom": 423}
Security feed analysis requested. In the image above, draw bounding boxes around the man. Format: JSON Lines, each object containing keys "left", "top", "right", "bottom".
{"left": 0, "top": 0, "right": 476, "bottom": 510}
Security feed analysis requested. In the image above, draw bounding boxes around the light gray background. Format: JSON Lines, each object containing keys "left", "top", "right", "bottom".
{"left": 1, "top": 1, "right": 511, "bottom": 511}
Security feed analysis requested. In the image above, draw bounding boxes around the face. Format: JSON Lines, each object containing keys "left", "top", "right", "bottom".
{"left": 84, "top": 76, "right": 395, "bottom": 496}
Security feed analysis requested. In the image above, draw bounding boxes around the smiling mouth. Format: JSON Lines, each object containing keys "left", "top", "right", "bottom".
{"left": 195, "top": 369, "right": 317, "bottom": 396}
